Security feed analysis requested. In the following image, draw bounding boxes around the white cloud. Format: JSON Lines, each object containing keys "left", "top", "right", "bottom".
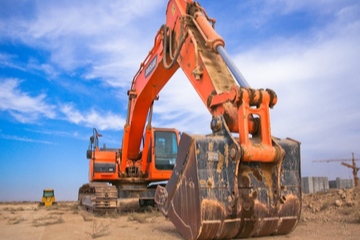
{"left": 25, "top": 1, "right": 163, "bottom": 39}
{"left": 234, "top": 20, "right": 360, "bottom": 86}
{"left": 264, "top": 0, "right": 359, "bottom": 17}
{"left": 0, "top": 78, "right": 125, "bottom": 130}
{"left": 229, "top": 5, "right": 360, "bottom": 169}
{"left": 0, "top": 133, "right": 54, "bottom": 144}
{"left": 1, "top": 0, "right": 165, "bottom": 86}
{"left": 60, "top": 103, "right": 125, "bottom": 130}
{"left": 151, "top": 72, "right": 211, "bottom": 134}
{"left": 0, "top": 78, "right": 56, "bottom": 122}
{"left": 0, "top": 53, "right": 26, "bottom": 71}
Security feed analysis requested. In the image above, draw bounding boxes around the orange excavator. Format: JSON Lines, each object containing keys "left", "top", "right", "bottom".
{"left": 78, "top": 0, "right": 302, "bottom": 239}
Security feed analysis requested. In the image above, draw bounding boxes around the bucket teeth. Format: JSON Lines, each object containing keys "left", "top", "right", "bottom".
{"left": 155, "top": 130, "right": 301, "bottom": 240}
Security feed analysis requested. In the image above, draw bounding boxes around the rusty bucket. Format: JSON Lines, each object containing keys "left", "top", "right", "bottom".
{"left": 155, "top": 124, "right": 301, "bottom": 240}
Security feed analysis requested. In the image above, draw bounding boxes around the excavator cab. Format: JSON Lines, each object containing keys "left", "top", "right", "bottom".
{"left": 118, "top": 127, "right": 180, "bottom": 208}
{"left": 154, "top": 130, "right": 178, "bottom": 170}
{"left": 141, "top": 128, "right": 179, "bottom": 182}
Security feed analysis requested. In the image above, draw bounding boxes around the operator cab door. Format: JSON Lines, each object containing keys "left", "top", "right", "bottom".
{"left": 148, "top": 129, "right": 179, "bottom": 179}
{"left": 154, "top": 130, "right": 178, "bottom": 169}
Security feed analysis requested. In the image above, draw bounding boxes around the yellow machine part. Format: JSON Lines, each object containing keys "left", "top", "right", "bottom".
{"left": 41, "top": 189, "right": 56, "bottom": 206}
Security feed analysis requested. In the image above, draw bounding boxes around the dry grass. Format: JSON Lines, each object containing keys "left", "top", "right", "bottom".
{"left": 82, "top": 213, "right": 94, "bottom": 222}
{"left": 49, "top": 211, "right": 65, "bottom": 215}
{"left": 71, "top": 203, "right": 80, "bottom": 214}
{"left": 127, "top": 208, "right": 162, "bottom": 224}
{"left": 32, "top": 215, "right": 64, "bottom": 227}
{"left": 320, "top": 201, "right": 330, "bottom": 211}
{"left": 127, "top": 212, "right": 147, "bottom": 223}
{"left": 86, "top": 221, "right": 111, "bottom": 239}
{"left": 341, "top": 208, "right": 353, "bottom": 216}
{"left": 44, "top": 205, "right": 59, "bottom": 211}
{"left": 6, "top": 216, "right": 27, "bottom": 225}
{"left": 2, "top": 207, "right": 25, "bottom": 213}
{"left": 94, "top": 211, "right": 119, "bottom": 219}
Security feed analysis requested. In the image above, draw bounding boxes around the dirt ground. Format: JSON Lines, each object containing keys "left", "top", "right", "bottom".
{"left": 1, "top": 188, "right": 359, "bottom": 240}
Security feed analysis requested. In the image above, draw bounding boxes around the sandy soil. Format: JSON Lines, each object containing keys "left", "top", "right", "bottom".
{"left": 1, "top": 188, "right": 359, "bottom": 240}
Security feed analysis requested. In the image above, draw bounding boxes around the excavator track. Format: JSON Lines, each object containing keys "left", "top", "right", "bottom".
{"left": 78, "top": 183, "right": 117, "bottom": 213}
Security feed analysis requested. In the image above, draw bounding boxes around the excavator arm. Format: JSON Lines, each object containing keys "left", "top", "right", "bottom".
{"left": 122, "top": 0, "right": 283, "bottom": 171}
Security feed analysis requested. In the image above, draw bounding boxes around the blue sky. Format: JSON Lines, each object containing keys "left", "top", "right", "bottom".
{"left": 1, "top": 0, "right": 360, "bottom": 201}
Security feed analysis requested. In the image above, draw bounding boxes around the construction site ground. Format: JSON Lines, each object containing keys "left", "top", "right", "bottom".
{"left": 1, "top": 187, "right": 359, "bottom": 240}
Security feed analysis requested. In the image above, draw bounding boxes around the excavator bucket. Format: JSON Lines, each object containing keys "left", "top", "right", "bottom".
{"left": 155, "top": 118, "right": 301, "bottom": 240}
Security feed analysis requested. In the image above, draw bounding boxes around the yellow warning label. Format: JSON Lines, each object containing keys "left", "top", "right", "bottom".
{"left": 171, "top": 3, "right": 176, "bottom": 16}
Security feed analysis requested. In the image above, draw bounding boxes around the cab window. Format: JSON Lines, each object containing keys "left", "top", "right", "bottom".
{"left": 154, "top": 131, "right": 178, "bottom": 170}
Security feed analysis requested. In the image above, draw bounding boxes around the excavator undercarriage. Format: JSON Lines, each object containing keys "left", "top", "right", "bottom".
{"left": 78, "top": 183, "right": 117, "bottom": 213}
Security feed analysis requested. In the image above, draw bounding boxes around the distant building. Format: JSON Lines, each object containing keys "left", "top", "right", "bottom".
{"left": 329, "top": 177, "right": 354, "bottom": 189}
{"left": 301, "top": 176, "right": 329, "bottom": 194}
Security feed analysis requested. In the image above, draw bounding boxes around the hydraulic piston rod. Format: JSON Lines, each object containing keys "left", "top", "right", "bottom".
{"left": 217, "top": 45, "right": 250, "bottom": 88}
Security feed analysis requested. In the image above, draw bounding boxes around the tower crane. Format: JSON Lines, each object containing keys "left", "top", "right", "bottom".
{"left": 312, "top": 152, "right": 359, "bottom": 187}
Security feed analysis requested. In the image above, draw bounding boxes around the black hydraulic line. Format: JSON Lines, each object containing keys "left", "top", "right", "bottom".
{"left": 162, "top": 25, "right": 188, "bottom": 70}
